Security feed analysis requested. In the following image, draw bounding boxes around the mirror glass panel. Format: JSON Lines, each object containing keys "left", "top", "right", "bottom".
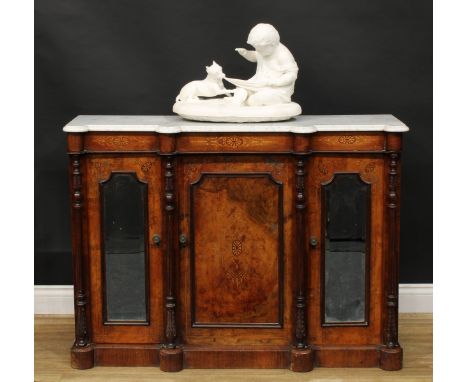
{"left": 101, "top": 172, "right": 148, "bottom": 322}
{"left": 323, "top": 173, "right": 369, "bottom": 324}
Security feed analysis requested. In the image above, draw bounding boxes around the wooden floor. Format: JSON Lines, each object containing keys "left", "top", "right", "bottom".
{"left": 35, "top": 314, "right": 432, "bottom": 382}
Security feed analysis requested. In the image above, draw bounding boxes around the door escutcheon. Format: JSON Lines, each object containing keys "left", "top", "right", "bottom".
{"left": 152, "top": 234, "right": 161, "bottom": 247}
{"left": 179, "top": 234, "right": 187, "bottom": 248}
{"left": 310, "top": 237, "right": 318, "bottom": 247}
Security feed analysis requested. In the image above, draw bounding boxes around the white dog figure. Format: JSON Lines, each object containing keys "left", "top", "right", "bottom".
{"left": 175, "top": 61, "right": 230, "bottom": 103}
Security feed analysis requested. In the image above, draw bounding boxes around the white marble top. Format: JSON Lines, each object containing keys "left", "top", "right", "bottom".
{"left": 63, "top": 115, "right": 409, "bottom": 133}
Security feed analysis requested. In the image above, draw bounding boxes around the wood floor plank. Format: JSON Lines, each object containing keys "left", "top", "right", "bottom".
{"left": 35, "top": 313, "right": 432, "bottom": 382}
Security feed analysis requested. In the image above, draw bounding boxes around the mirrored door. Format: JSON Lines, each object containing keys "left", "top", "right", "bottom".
{"left": 86, "top": 155, "right": 164, "bottom": 344}
{"left": 307, "top": 156, "right": 385, "bottom": 345}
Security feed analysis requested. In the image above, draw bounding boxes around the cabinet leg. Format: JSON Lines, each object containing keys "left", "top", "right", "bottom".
{"left": 70, "top": 343, "right": 94, "bottom": 369}
{"left": 379, "top": 346, "right": 403, "bottom": 371}
{"left": 290, "top": 347, "right": 314, "bottom": 372}
{"left": 160, "top": 347, "right": 183, "bottom": 372}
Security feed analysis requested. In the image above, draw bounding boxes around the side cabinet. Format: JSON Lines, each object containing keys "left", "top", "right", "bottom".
{"left": 65, "top": 116, "right": 406, "bottom": 372}
{"left": 307, "top": 155, "right": 385, "bottom": 366}
{"left": 85, "top": 155, "right": 164, "bottom": 351}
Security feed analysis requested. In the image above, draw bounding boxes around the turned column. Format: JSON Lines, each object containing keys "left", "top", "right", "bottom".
{"left": 290, "top": 152, "right": 313, "bottom": 372}
{"left": 68, "top": 134, "right": 94, "bottom": 369}
{"left": 380, "top": 133, "right": 403, "bottom": 371}
{"left": 159, "top": 134, "right": 183, "bottom": 372}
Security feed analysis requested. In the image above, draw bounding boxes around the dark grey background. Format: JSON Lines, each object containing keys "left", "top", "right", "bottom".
{"left": 35, "top": 0, "right": 432, "bottom": 284}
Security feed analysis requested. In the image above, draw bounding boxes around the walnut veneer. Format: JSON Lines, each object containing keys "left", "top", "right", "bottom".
{"left": 65, "top": 116, "right": 405, "bottom": 372}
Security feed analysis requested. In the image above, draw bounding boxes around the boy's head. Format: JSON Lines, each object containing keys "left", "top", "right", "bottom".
{"left": 247, "top": 23, "right": 280, "bottom": 56}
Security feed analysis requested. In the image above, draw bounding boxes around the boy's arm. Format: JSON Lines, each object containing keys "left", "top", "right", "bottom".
{"left": 269, "top": 53, "right": 299, "bottom": 86}
{"left": 235, "top": 48, "right": 257, "bottom": 63}
{"left": 269, "top": 70, "right": 298, "bottom": 87}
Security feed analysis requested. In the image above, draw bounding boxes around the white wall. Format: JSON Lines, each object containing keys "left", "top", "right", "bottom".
{"left": 34, "top": 284, "right": 433, "bottom": 314}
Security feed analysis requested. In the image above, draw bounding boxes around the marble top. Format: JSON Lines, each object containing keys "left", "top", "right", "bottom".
{"left": 63, "top": 115, "right": 409, "bottom": 133}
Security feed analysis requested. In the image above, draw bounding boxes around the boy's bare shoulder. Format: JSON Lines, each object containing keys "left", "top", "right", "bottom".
{"left": 276, "top": 44, "right": 298, "bottom": 69}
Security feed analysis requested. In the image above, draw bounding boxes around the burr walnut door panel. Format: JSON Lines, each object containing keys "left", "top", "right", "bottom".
{"left": 307, "top": 156, "right": 385, "bottom": 346}
{"left": 86, "top": 155, "right": 164, "bottom": 344}
{"left": 179, "top": 156, "right": 294, "bottom": 345}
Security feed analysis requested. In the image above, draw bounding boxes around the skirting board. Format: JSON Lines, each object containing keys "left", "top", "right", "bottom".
{"left": 34, "top": 284, "right": 432, "bottom": 315}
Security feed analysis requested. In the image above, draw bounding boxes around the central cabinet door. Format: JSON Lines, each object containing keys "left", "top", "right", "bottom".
{"left": 178, "top": 155, "right": 294, "bottom": 345}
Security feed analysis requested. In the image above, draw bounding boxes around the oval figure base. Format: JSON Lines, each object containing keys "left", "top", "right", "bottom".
{"left": 173, "top": 101, "right": 302, "bottom": 123}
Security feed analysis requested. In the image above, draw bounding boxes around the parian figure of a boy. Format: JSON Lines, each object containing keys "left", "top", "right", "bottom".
{"left": 234, "top": 23, "right": 299, "bottom": 106}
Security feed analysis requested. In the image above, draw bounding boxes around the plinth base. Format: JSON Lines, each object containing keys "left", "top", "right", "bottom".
{"left": 71, "top": 344, "right": 94, "bottom": 369}
{"left": 160, "top": 347, "right": 183, "bottom": 372}
{"left": 380, "top": 346, "right": 403, "bottom": 371}
{"left": 290, "top": 347, "right": 314, "bottom": 372}
{"left": 68, "top": 342, "right": 404, "bottom": 371}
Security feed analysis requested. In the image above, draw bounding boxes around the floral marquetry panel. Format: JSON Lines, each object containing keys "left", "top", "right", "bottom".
{"left": 84, "top": 132, "right": 159, "bottom": 152}
{"left": 176, "top": 133, "right": 293, "bottom": 153}
{"left": 309, "top": 133, "right": 385, "bottom": 152}
{"left": 190, "top": 174, "right": 283, "bottom": 327}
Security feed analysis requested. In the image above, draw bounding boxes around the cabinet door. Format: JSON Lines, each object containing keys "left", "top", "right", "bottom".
{"left": 86, "top": 155, "right": 163, "bottom": 344}
{"left": 179, "top": 156, "right": 294, "bottom": 345}
{"left": 307, "top": 156, "right": 384, "bottom": 345}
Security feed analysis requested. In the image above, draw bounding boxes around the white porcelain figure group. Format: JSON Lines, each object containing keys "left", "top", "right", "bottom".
{"left": 173, "top": 23, "right": 302, "bottom": 122}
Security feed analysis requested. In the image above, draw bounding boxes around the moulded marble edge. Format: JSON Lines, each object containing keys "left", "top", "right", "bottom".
{"left": 62, "top": 115, "right": 410, "bottom": 133}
